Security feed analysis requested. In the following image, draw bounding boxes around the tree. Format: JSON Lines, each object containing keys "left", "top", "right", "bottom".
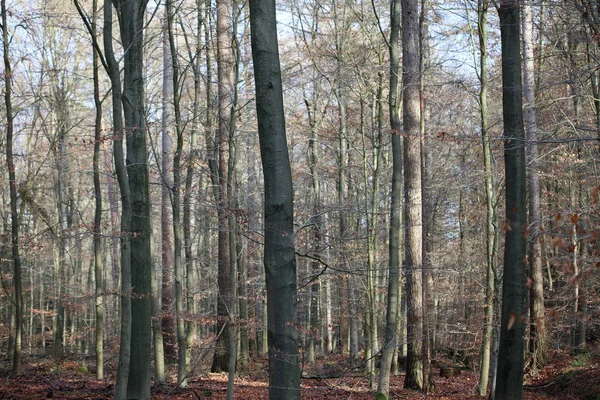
{"left": 111, "top": 0, "right": 152, "bottom": 397}
{"left": 2, "top": 0, "right": 24, "bottom": 375}
{"left": 212, "top": 0, "right": 235, "bottom": 373}
{"left": 474, "top": 0, "right": 500, "bottom": 395}
{"left": 402, "top": 0, "right": 425, "bottom": 391}
{"left": 102, "top": 0, "right": 133, "bottom": 397}
{"left": 495, "top": 0, "right": 527, "bottom": 398}
{"left": 91, "top": 0, "right": 104, "bottom": 380}
{"left": 522, "top": 0, "right": 546, "bottom": 371}
{"left": 377, "top": 0, "right": 402, "bottom": 397}
{"left": 249, "top": 0, "right": 301, "bottom": 397}
{"left": 165, "top": 0, "right": 188, "bottom": 385}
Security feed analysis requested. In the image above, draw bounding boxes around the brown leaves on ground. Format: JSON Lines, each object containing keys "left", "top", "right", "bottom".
{"left": 0, "top": 348, "right": 598, "bottom": 399}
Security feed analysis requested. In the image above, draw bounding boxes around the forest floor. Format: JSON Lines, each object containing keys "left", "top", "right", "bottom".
{"left": 0, "top": 345, "right": 598, "bottom": 399}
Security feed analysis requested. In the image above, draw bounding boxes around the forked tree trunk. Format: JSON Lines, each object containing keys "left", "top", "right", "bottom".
{"left": 112, "top": 0, "right": 153, "bottom": 397}
{"left": 495, "top": 1, "right": 527, "bottom": 399}
{"left": 249, "top": 0, "right": 301, "bottom": 397}
{"left": 103, "top": 1, "right": 133, "bottom": 398}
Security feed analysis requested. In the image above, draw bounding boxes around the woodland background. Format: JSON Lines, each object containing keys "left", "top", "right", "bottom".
{"left": 0, "top": 0, "right": 599, "bottom": 398}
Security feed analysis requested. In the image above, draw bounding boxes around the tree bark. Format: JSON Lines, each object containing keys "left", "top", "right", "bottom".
{"left": 495, "top": 1, "right": 527, "bottom": 399}
{"left": 402, "top": 0, "right": 425, "bottom": 390}
{"left": 249, "top": 0, "right": 301, "bottom": 397}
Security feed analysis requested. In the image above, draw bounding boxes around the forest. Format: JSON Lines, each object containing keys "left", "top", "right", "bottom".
{"left": 0, "top": 0, "right": 599, "bottom": 399}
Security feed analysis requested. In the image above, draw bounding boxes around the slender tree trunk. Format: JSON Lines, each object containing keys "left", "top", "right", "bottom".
{"left": 377, "top": 0, "right": 402, "bottom": 396}
{"left": 477, "top": 0, "right": 498, "bottom": 394}
{"left": 159, "top": 17, "right": 173, "bottom": 376}
{"left": 2, "top": 0, "right": 23, "bottom": 375}
{"left": 163, "top": 0, "right": 188, "bottom": 385}
{"left": 307, "top": 88, "right": 323, "bottom": 364}
{"left": 419, "top": 1, "right": 433, "bottom": 390}
{"left": 402, "top": 0, "right": 424, "bottom": 390}
{"left": 103, "top": 1, "right": 133, "bottom": 397}
{"left": 91, "top": 0, "right": 104, "bottom": 379}
{"left": 249, "top": 0, "right": 301, "bottom": 396}
{"left": 495, "top": 1, "right": 527, "bottom": 399}
{"left": 183, "top": 0, "right": 204, "bottom": 379}
{"left": 212, "top": 0, "right": 235, "bottom": 372}
{"left": 522, "top": 0, "right": 546, "bottom": 371}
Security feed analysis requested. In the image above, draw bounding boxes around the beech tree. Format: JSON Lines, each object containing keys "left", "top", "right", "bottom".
{"left": 495, "top": 0, "right": 527, "bottom": 398}
{"left": 249, "top": 0, "right": 301, "bottom": 397}
{"left": 111, "top": 0, "right": 153, "bottom": 397}
{"left": 1, "top": 1, "right": 599, "bottom": 399}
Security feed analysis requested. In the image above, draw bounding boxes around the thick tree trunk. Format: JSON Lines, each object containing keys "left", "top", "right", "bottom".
{"left": 522, "top": 0, "right": 546, "bottom": 371}
{"left": 402, "top": 0, "right": 424, "bottom": 391}
{"left": 2, "top": 0, "right": 23, "bottom": 375}
{"left": 112, "top": 0, "right": 153, "bottom": 397}
{"left": 249, "top": 0, "right": 301, "bottom": 397}
{"left": 377, "top": 0, "right": 402, "bottom": 396}
{"left": 495, "top": 2, "right": 527, "bottom": 399}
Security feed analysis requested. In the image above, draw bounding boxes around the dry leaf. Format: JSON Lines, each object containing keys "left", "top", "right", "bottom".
{"left": 507, "top": 313, "right": 517, "bottom": 330}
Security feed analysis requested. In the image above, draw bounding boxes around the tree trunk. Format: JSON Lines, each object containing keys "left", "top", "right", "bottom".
{"left": 402, "top": 0, "right": 424, "bottom": 391}
{"left": 91, "top": 0, "right": 104, "bottom": 379}
{"left": 249, "top": 0, "right": 301, "bottom": 397}
{"left": 159, "top": 16, "right": 174, "bottom": 377}
{"left": 103, "top": 1, "right": 133, "bottom": 398}
{"left": 212, "top": 0, "right": 235, "bottom": 372}
{"left": 522, "top": 0, "right": 546, "bottom": 371}
{"left": 477, "top": 0, "right": 498, "bottom": 395}
{"left": 183, "top": 0, "right": 204, "bottom": 380}
{"left": 377, "top": 0, "right": 402, "bottom": 396}
{"left": 420, "top": 1, "right": 433, "bottom": 390}
{"left": 112, "top": 0, "right": 152, "bottom": 397}
{"left": 163, "top": 0, "right": 188, "bottom": 385}
{"left": 2, "top": 0, "right": 23, "bottom": 375}
{"left": 495, "top": 2, "right": 527, "bottom": 399}
{"left": 307, "top": 85, "right": 323, "bottom": 364}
